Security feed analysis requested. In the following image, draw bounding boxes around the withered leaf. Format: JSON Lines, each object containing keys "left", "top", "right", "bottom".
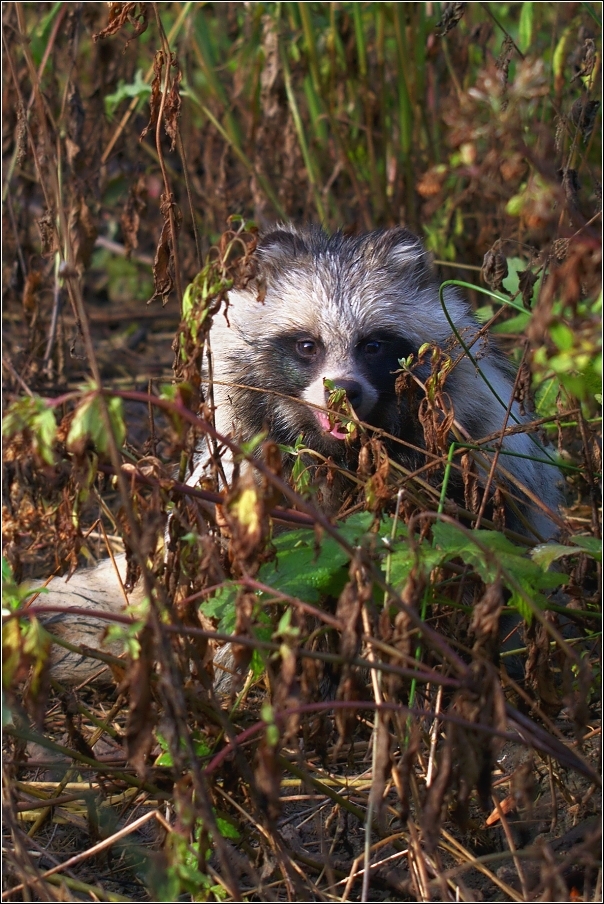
{"left": 163, "top": 57, "right": 182, "bottom": 151}
{"left": 418, "top": 390, "right": 455, "bottom": 457}
{"left": 68, "top": 194, "right": 97, "bottom": 273}
{"left": 15, "top": 101, "right": 27, "bottom": 166}
{"left": 229, "top": 589, "right": 255, "bottom": 685}
{"left": 496, "top": 35, "right": 514, "bottom": 87}
{"left": 562, "top": 168, "right": 580, "bottom": 208}
{"left": 140, "top": 52, "right": 164, "bottom": 143}
{"left": 461, "top": 451, "right": 480, "bottom": 516}
{"left": 518, "top": 266, "right": 539, "bottom": 308}
{"left": 436, "top": 2, "right": 467, "bottom": 37}
{"left": 336, "top": 572, "right": 363, "bottom": 663}
{"left": 552, "top": 238, "right": 570, "bottom": 263}
{"left": 571, "top": 38, "right": 596, "bottom": 82}
{"left": 121, "top": 175, "right": 148, "bottom": 257}
{"left": 65, "top": 708, "right": 95, "bottom": 760}
{"left": 394, "top": 723, "right": 420, "bottom": 822}
{"left": 525, "top": 616, "right": 564, "bottom": 716}
{"left": 470, "top": 579, "right": 504, "bottom": 662}
{"left": 37, "top": 210, "right": 58, "bottom": 256}
{"left": 481, "top": 242, "right": 510, "bottom": 294}
{"left": 148, "top": 193, "right": 181, "bottom": 305}
{"left": 93, "top": 2, "right": 148, "bottom": 48}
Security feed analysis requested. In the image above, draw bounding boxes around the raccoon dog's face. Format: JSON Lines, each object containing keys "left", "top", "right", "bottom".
{"left": 211, "top": 226, "right": 473, "bottom": 464}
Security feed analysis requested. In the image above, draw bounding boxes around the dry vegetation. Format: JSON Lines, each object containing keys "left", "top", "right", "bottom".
{"left": 2, "top": 2, "right": 602, "bottom": 902}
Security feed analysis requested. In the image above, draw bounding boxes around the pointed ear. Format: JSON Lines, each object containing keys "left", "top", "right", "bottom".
{"left": 378, "top": 228, "right": 428, "bottom": 267}
{"left": 372, "top": 229, "right": 436, "bottom": 291}
{"left": 258, "top": 229, "right": 310, "bottom": 271}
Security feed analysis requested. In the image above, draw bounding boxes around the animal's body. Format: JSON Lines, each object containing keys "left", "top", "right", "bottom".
{"left": 38, "top": 226, "right": 562, "bottom": 684}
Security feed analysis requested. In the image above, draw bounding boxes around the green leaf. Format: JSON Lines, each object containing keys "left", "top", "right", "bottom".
{"left": 491, "top": 311, "right": 531, "bottom": 334}
{"left": 432, "top": 522, "right": 564, "bottom": 590}
{"left": 2, "top": 618, "right": 23, "bottom": 690}
{"left": 530, "top": 543, "right": 579, "bottom": 569}
{"left": 104, "top": 70, "right": 151, "bottom": 116}
{"left": 66, "top": 394, "right": 125, "bottom": 456}
{"left": 387, "top": 542, "right": 442, "bottom": 589}
{"left": 553, "top": 26, "right": 572, "bottom": 83}
{"left": 201, "top": 584, "right": 238, "bottom": 634}
{"left": 570, "top": 536, "right": 602, "bottom": 561}
{"left": 534, "top": 376, "right": 562, "bottom": 418}
{"left": 518, "top": 2, "right": 534, "bottom": 53}
{"left": 2, "top": 396, "right": 57, "bottom": 465}
{"left": 215, "top": 817, "right": 240, "bottom": 841}
{"left": 261, "top": 530, "right": 351, "bottom": 602}
{"left": 550, "top": 322, "right": 575, "bottom": 351}
{"left": 30, "top": 2, "right": 63, "bottom": 67}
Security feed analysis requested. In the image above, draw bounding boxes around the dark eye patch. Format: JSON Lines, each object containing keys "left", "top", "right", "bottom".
{"left": 357, "top": 332, "right": 416, "bottom": 361}
{"left": 360, "top": 339, "right": 383, "bottom": 356}
{"left": 355, "top": 332, "right": 418, "bottom": 392}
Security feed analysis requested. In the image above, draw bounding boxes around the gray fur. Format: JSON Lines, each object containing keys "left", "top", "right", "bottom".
{"left": 205, "top": 225, "right": 562, "bottom": 537}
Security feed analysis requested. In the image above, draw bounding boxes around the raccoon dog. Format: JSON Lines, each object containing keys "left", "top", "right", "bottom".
{"left": 40, "top": 226, "right": 562, "bottom": 684}
{"left": 206, "top": 225, "right": 561, "bottom": 539}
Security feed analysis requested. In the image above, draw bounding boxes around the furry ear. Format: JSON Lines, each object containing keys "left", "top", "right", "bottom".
{"left": 376, "top": 227, "right": 428, "bottom": 268}
{"left": 258, "top": 229, "right": 310, "bottom": 270}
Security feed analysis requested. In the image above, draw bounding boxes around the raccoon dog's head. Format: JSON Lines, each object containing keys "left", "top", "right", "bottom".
{"left": 206, "top": 225, "right": 563, "bottom": 538}
{"left": 210, "top": 225, "right": 478, "bottom": 464}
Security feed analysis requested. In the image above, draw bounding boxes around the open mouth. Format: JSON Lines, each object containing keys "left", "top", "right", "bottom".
{"left": 314, "top": 410, "right": 350, "bottom": 440}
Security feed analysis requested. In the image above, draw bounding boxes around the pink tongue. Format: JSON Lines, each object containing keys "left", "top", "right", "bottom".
{"left": 315, "top": 410, "right": 348, "bottom": 440}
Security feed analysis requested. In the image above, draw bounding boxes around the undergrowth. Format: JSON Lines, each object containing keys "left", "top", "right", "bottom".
{"left": 2, "top": 3, "right": 601, "bottom": 902}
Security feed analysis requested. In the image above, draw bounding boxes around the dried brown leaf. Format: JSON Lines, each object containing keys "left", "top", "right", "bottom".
{"left": 436, "top": 2, "right": 467, "bottom": 37}
{"left": 93, "top": 2, "right": 148, "bottom": 48}
{"left": 140, "top": 52, "right": 164, "bottom": 144}
{"left": 64, "top": 698, "right": 95, "bottom": 760}
{"left": 148, "top": 193, "right": 181, "bottom": 305}
{"left": 21, "top": 271, "right": 42, "bottom": 323}
{"left": 571, "top": 38, "right": 596, "bottom": 82}
{"left": 470, "top": 579, "right": 504, "bottom": 662}
{"left": 164, "top": 57, "right": 182, "bottom": 152}
{"left": 481, "top": 241, "right": 510, "bottom": 294}
{"left": 518, "top": 266, "right": 539, "bottom": 308}
{"left": 496, "top": 35, "right": 514, "bottom": 88}
{"left": 461, "top": 451, "right": 480, "bottom": 516}
{"left": 68, "top": 194, "right": 97, "bottom": 273}
{"left": 37, "top": 210, "right": 58, "bottom": 256}
{"left": 121, "top": 175, "right": 148, "bottom": 257}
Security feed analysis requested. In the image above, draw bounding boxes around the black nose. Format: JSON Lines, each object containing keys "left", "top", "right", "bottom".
{"left": 326, "top": 379, "right": 364, "bottom": 409}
